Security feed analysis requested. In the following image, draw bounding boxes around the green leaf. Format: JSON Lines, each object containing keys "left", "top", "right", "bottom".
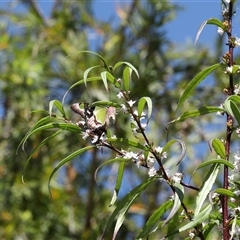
{"left": 62, "top": 76, "right": 102, "bottom": 105}
{"left": 22, "top": 130, "right": 63, "bottom": 184}
{"left": 68, "top": 50, "right": 111, "bottom": 71}
{"left": 83, "top": 65, "right": 102, "bottom": 86}
{"left": 113, "top": 61, "right": 140, "bottom": 79}
{"left": 224, "top": 95, "right": 240, "bottom": 117}
{"left": 162, "top": 183, "right": 184, "bottom": 227}
{"left": 138, "top": 97, "right": 152, "bottom": 123}
{"left": 100, "top": 71, "right": 109, "bottom": 91}
{"left": 194, "top": 163, "right": 219, "bottom": 217}
{"left": 211, "top": 138, "right": 226, "bottom": 159}
{"left": 230, "top": 100, "right": 240, "bottom": 126}
{"left": 48, "top": 145, "right": 95, "bottom": 195}
{"left": 49, "top": 100, "right": 66, "bottom": 118}
{"left": 136, "top": 200, "right": 173, "bottom": 238}
{"left": 90, "top": 101, "right": 120, "bottom": 108}
{"left": 195, "top": 18, "right": 225, "bottom": 45}
{"left": 107, "top": 137, "right": 147, "bottom": 150}
{"left": 161, "top": 139, "right": 186, "bottom": 166}
{"left": 214, "top": 188, "right": 235, "bottom": 198}
{"left": 123, "top": 66, "right": 132, "bottom": 91}
{"left": 110, "top": 161, "right": 125, "bottom": 206}
{"left": 20, "top": 122, "right": 81, "bottom": 153}
{"left": 17, "top": 116, "right": 54, "bottom": 152}
{"left": 179, "top": 204, "right": 212, "bottom": 232}
{"left": 94, "top": 158, "right": 128, "bottom": 185}
{"left": 168, "top": 106, "right": 224, "bottom": 125}
{"left": 176, "top": 63, "right": 221, "bottom": 111}
{"left": 101, "top": 177, "right": 155, "bottom": 240}
{"left": 196, "top": 159, "right": 234, "bottom": 170}
{"left": 165, "top": 204, "right": 212, "bottom": 237}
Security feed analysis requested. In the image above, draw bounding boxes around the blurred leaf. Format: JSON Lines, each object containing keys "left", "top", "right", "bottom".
{"left": 195, "top": 18, "right": 225, "bottom": 45}
{"left": 161, "top": 139, "right": 186, "bottom": 166}
{"left": 113, "top": 61, "right": 140, "bottom": 79}
{"left": 176, "top": 63, "right": 221, "bottom": 111}
{"left": 136, "top": 200, "right": 173, "bottom": 238}
{"left": 110, "top": 161, "right": 125, "bottom": 206}
{"left": 101, "top": 177, "right": 155, "bottom": 240}
{"left": 214, "top": 188, "right": 235, "bottom": 198}
{"left": 123, "top": 66, "right": 132, "bottom": 92}
{"left": 48, "top": 145, "right": 96, "bottom": 194}
{"left": 196, "top": 159, "right": 234, "bottom": 170}
{"left": 138, "top": 97, "right": 152, "bottom": 123}
{"left": 211, "top": 138, "right": 226, "bottom": 159}
{"left": 162, "top": 183, "right": 184, "bottom": 227}
{"left": 194, "top": 163, "right": 219, "bottom": 217}
{"left": 49, "top": 99, "right": 66, "bottom": 118}
{"left": 168, "top": 106, "right": 223, "bottom": 125}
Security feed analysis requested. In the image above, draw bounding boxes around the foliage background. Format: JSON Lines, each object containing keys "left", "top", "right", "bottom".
{"left": 0, "top": 1, "right": 234, "bottom": 239}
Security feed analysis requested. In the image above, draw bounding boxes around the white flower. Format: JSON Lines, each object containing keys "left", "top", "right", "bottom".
{"left": 162, "top": 151, "right": 168, "bottom": 159}
{"left": 217, "top": 27, "right": 224, "bottom": 36}
{"left": 234, "top": 190, "right": 240, "bottom": 196}
{"left": 226, "top": 66, "right": 233, "bottom": 73}
{"left": 117, "top": 92, "right": 124, "bottom": 99}
{"left": 236, "top": 128, "right": 240, "bottom": 137}
{"left": 172, "top": 172, "right": 183, "bottom": 183}
{"left": 234, "top": 88, "right": 240, "bottom": 95}
{"left": 147, "top": 156, "right": 155, "bottom": 167}
{"left": 223, "top": 0, "right": 230, "bottom": 3}
{"left": 91, "top": 135, "right": 99, "bottom": 144}
{"left": 235, "top": 37, "right": 240, "bottom": 47}
{"left": 120, "top": 104, "right": 128, "bottom": 113}
{"left": 189, "top": 232, "right": 195, "bottom": 239}
{"left": 148, "top": 166, "right": 157, "bottom": 177}
{"left": 127, "top": 100, "right": 136, "bottom": 107}
{"left": 82, "top": 130, "right": 90, "bottom": 140}
{"left": 155, "top": 146, "right": 163, "bottom": 153}
{"left": 216, "top": 104, "right": 224, "bottom": 116}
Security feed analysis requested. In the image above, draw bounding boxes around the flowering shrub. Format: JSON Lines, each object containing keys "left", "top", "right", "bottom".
{"left": 19, "top": 1, "right": 240, "bottom": 239}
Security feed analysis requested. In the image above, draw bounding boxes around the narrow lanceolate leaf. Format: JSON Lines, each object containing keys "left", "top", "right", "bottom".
{"left": 196, "top": 159, "right": 234, "bottom": 170}
{"left": 94, "top": 158, "right": 128, "bottom": 185}
{"left": 68, "top": 50, "right": 111, "bottom": 71}
{"left": 49, "top": 99, "right": 66, "bottom": 118}
{"left": 107, "top": 137, "right": 147, "bottom": 150}
{"left": 162, "top": 183, "right": 184, "bottom": 227}
{"left": 224, "top": 95, "right": 240, "bottom": 117}
{"left": 109, "top": 161, "right": 125, "bottom": 206}
{"left": 176, "top": 63, "right": 221, "bottom": 112}
{"left": 123, "top": 66, "right": 132, "bottom": 92}
{"left": 195, "top": 18, "right": 225, "bottom": 45}
{"left": 165, "top": 204, "right": 212, "bottom": 238}
{"left": 168, "top": 106, "right": 224, "bottom": 125}
{"left": 136, "top": 200, "right": 173, "bottom": 239}
{"left": 230, "top": 100, "right": 240, "bottom": 126}
{"left": 20, "top": 122, "right": 81, "bottom": 153}
{"left": 48, "top": 145, "right": 95, "bottom": 195}
{"left": 137, "top": 97, "right": 152, "bottom": 123}
{"left": 22, "top": 130, "right": 63, "bottom": 184}
{"left": 101, "top": 177, "right": 155, "bottom": 240}
{"left": 179, "top": 204, "right": 212, "bottom": 232}
{"left": 83, "top": 65, "right": 102, "bottom": 86}
{"left": 194, "top": 163, "right": 219, "bottom": 217}
{"left": 91, "top": 101, "right": 121, "bottom": 108}
{"left": 113, "top": 61, "right": 140, "bottom": 79}
{"left": 62, "top": 76, "right": 102, "bottom": 105}
{"left": 214, "top": 188, "right": 235, "bottom": 198}
{"left": 161, "top": 139, "right": 186, "bottom": 166}
{"left": 211, "top": 138, "right": 226, "bottom": 159}
{"left": 101, "top": 71, "right": 109, "bottom": 91}
{"left": 17, "top": 116, "right": 54, "bottom": 152}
